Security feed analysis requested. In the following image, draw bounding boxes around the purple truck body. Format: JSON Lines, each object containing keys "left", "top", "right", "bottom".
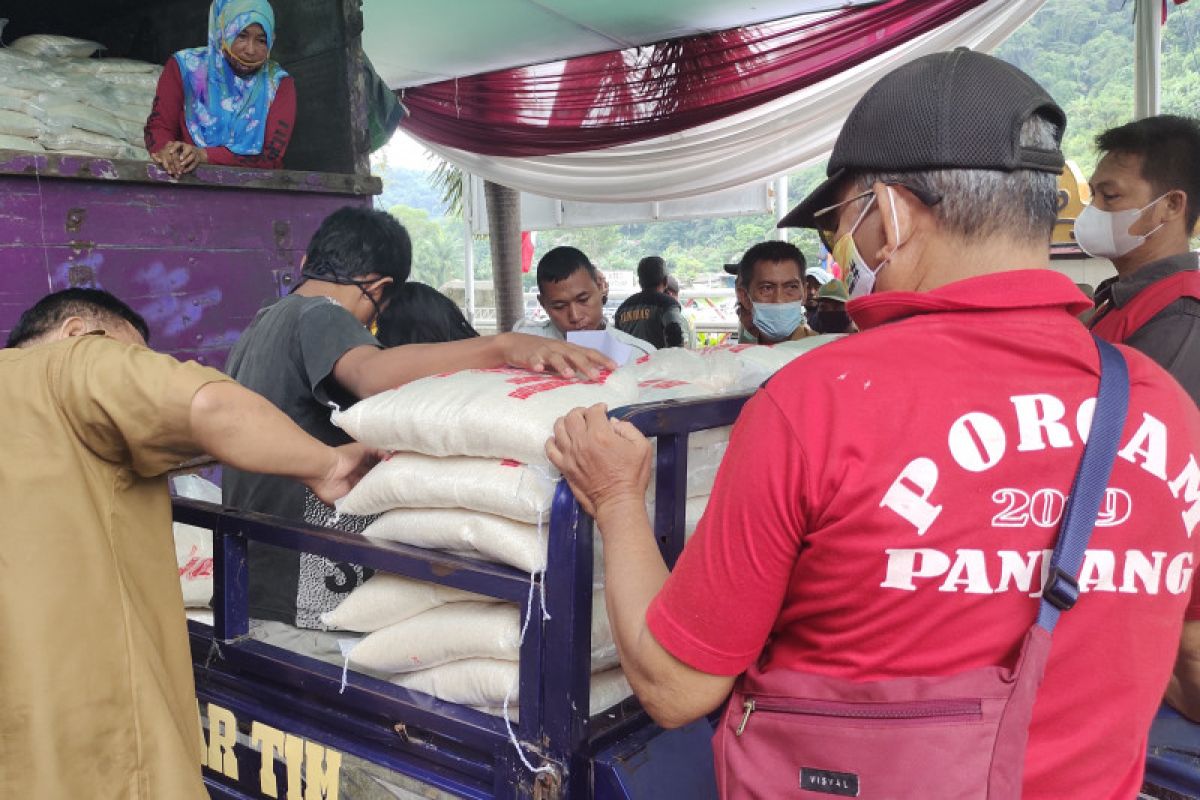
{"left": 0, "top": 151, "right": 377, "bottom": 366}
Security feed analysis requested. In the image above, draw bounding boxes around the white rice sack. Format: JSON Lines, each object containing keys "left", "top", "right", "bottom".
{"left": 475, "top": 667, "right": 632, "bottom": 721}
{"left": 0, "top": 70, "right": 54, "bottom": 93}
{"left": 0, "top": 48, "right": 48, "bottom": 71}
{"left": 171, "top": 475, "right": 221, "bottom": 608}
{"left": 109, "top": 99, "right": 152, "bottom": 125}
{"left": 0, "top": 85, "right": 34, "bottom": 113}
{"left": 335, "top": 454, "right": 557, "bottom": 524}
{"left": 589, "top": 667, "right": 633, "bottom": 715}
{"left": 175, "top": 524, "right": 213, "bottom": 607}
{"left": 685, "top": 495, "right": 709, "bottom": 537}
{"left": 350, "top": 590, "right": 616, "bottom": 674}
{"left": 627, "top": 347, "right": 743, "bottom": 402}
{"left": 362, "top": 508, "right": 547, "bottom": 573}
{"left": 94, "top": 71, "right": 160, "bottom": 91}
{"left": 646, "top": 426, "right": 731, "bottom": 499}
{"left": 111, "top": 115, "right": 145, "bottom": 144}
{"left": 38, "top": 129, "right": 128, "bottom": 158}
{"left": 30, "top": 97, "right": 127, "bottom": 140}
{"left": 0, "top": 133, "right": 44, "bottom": 152}
{"left": 591, "top": 588, "right": 619, "bottom": 671}
{"left": 0, "top": 109, "right": 43, "bottom": 138}
{"left": 186, "top": 609, "right": 214, "bottom": 626}
{"left": 320, "top": 573, "right": 493, "bottom": 633}
{"left": 68, "top": 57, "right": 160, "bottom": 75}
{"left": 721, "top": 336, "right": 844, "bottom": 389}
{"left": 107, "top": 84, "right": 156, "bottom": 109}
{"left": 331, "top": 367, "right": 639, "bottom": 466}
{"left": 349, "top": 601, "right": 521, "bottom": 673}
{"left": 0, "top": 97, "right": 29, "bottom": 114}
{"left": 9, "top": 35, "right": 106, "bottom": 59}
{"left": 392, "top": 658, "right": 519, "bottom": 707}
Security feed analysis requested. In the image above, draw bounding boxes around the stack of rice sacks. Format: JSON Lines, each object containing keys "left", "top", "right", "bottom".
{"left": 0, "top": 34, "right": 161, "bottom": 160}
{"left": 328, "top": 366, "right": 642, "bottom": 718}
{"left": 325, "top": 336, "right": 842, "bottom": 718}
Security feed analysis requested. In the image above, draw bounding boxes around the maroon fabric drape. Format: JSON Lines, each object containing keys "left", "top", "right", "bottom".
{"left": 400, "top": 0, "right": 989, "bottom": 157}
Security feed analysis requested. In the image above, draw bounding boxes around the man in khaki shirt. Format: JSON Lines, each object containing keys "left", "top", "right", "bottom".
{"left": 0, "top": 289, "right": 376, "bottom": 800}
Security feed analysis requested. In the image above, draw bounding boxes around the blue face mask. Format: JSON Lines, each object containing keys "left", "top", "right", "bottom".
{"left": 751, "top": 301, "right": 805, "bottom": 342}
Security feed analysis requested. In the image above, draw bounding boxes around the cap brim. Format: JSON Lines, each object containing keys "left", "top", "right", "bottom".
{"left": 777, "top": 168, "right": 847, "bottom": 229}
{"left": 723, "top": 263, "right": 740, "bottom": 275}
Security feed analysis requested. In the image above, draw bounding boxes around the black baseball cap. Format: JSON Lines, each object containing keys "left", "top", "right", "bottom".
{"left": 778, "top": 48, "right": 1066, "bottom": 229}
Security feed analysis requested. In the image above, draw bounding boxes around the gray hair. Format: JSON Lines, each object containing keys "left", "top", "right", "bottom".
{"left": 855, "top": 114, "right": 1061, "bottom": 242}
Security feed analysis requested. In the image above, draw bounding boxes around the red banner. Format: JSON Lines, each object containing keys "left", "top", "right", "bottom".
{"left": 401, "top": 0, "right": 989, "bottom": 157}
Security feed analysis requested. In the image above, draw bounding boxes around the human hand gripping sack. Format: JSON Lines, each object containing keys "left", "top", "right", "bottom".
{"left": 499, "top": 332, "right": 615, "bottom": 380}
{"left": 546, "top": 404, "right": 651, "bottom": 519}
{"left": 305, "top": 443, "right": 383, "bottom": 506}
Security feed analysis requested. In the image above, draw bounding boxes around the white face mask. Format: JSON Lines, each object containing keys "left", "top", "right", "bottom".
{"left": 1073, "top": 194, "right": 1167, "bottom": 260}
{"left": 836, "top": 187, "right": 902, "bottom": 300}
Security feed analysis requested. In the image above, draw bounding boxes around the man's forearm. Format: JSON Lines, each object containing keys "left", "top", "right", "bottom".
{"left": 339, "top": 336, "right": 509, "bottom": 398}
{"left": 189, "top": 381, "right": 335, "bottom": 485}
{"left": 594, "top": 496, "right": 731, "bottom": 728}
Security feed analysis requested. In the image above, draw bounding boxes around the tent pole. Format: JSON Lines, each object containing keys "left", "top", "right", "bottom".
{"left": 1134, "top": 0, "right": 1162, "bottom": 119}
{"left": 462, "top": 171, "right": 476, "bottom": 324}
{"left": 773, "top": 175, "right": 789, "bottom": 241}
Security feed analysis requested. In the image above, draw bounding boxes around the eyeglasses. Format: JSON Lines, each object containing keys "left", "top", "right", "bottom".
{"left": 812, "top": 190, "right": 873, "bottom": 251}
{"left": 811, "top": 184, "right": 942, "bottom": 250}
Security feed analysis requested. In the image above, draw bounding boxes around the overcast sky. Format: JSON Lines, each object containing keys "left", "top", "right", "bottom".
{"left": 381, "top": 129, "right": 439, "bottom": 171}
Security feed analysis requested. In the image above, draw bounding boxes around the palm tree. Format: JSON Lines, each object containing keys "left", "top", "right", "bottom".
{"left": 484, "top": 180, "right": 524, "bottom": 333}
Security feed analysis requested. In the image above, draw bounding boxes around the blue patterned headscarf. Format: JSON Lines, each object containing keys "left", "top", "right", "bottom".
{"left": 173, "top": 0, "right": 288, "bottom": 154}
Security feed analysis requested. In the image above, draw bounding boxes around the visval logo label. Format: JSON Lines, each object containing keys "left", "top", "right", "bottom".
{"left": 800, "top": 767, "right": 860, "bottom": 797}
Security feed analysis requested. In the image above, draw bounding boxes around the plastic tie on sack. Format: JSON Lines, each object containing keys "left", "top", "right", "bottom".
{"left": 337, "top": 638, "right": 357, "bottom": 694}
{"left": 502, "top": 557, "right": 554, "bottom": 776}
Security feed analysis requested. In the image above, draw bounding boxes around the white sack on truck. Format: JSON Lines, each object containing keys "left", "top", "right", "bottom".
{"left": 347, "top": 591, "right": 616, "bottom": 674}
{"left": 357, "top": 508, "right": 548, "bottom": 574}
{"left": 0, "top": 35, "right": 160, "bottom": 160}
{"left": 472, "top": 667, "right": 633, "bottom": 721}
{"left": 171, "top": 475, "right": 221, "bottom": 608}
{"left": 393, "top": 658, "right": 632, "bottom": 714}
{"left": 348, "top": 601, "right": 521, "bottom": 673}
{"left": 8, "top": 34, "right": 106, "bottom": 59}
{"left": 331, "top": 367, "right": 639, "bottom": 467}
{"left": 335, "top": 454, "right": 557, "bottom": 523}
{"left": 0, "top": 109, "right": 43, "bottom": 138}
{"left": 320, "top": 572, "right": 496, "bottom": 633}
{"left": 0, "top": 134, "right": 44, "bottom": 152}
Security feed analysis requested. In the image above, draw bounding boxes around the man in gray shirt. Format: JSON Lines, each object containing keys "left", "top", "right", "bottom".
{"left": 224, "top": 207, "right": 612, "bottom": 630}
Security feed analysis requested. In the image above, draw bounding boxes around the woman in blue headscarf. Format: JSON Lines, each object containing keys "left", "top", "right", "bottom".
{"left": 144, "top": 0, "right": 295, "bottom": 176}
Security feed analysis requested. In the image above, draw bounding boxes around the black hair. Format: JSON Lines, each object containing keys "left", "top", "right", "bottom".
{"left": 6, "top": 288, "right": 150, "bottom": 348}
{"left": 536, "top": 246, "right": 600, "bottom": 293}
{"left": 302, "top": 207, "right": 413, "bottom": 292}
{"left": 636, "top": 256, "right": 668, "bottom": 290}
{"left": 735, "top": 241, "right": 806, "bottom": 288}
{"left": 1097, "top": 115, "right": 1200, "bottom": 232}
{"left": 375, "top": 282, "right": 479, "bottom": 347}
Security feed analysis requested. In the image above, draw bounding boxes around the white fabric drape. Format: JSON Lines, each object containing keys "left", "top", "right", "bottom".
{"left": 412, "top": 0, "right": 1047, "bottom": 203}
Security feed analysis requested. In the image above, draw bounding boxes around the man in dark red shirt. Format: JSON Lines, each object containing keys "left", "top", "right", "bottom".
{"left": 548, "top": 49, "right": 1200, "bottom": 799}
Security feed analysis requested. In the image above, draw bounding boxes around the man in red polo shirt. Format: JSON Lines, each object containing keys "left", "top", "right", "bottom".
{"left": 548, "top": 50, "right": 1200, "bottom": 799}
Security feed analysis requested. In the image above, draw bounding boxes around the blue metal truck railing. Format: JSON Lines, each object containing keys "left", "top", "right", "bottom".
{"left": 181, "top": 393, "right": 751, "bottom": 799}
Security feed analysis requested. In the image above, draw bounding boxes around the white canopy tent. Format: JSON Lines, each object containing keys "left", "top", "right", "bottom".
{"left": 364, "top": 0, "right": 1170, "bottom": 322}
